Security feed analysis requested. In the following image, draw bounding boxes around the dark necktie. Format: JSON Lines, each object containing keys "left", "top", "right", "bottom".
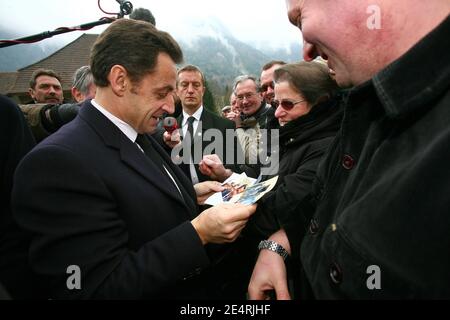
{"left": 135, "top": 133, "right": 188, "bottom": 202}
{"left": 186, "top": 116, "right": 196, "bottom": 144}
{"left": 135, "top": 134, "right": 165, "bottom": 172}
{"left": 180, "top": 116, "right": 196, "bottom": 181}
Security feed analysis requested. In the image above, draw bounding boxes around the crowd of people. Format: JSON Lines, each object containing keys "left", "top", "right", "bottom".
{"left": 0, "top": 0, "right": 449, "bottom": 300}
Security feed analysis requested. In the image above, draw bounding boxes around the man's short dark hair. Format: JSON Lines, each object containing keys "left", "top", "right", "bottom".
{"left": 261, "top": 60, "right": 287, "bottom": 72}
{"left": 90, "top": 19, "right": 183, "bottom": 87}
{"left": 177, "top": 64, "right": 205, "bottom": 86}
{"left": 130, "top": 7, "right": 156, "bottom": 26}
{"left": 29, "top": 68, "right": 62, "bottom": 89}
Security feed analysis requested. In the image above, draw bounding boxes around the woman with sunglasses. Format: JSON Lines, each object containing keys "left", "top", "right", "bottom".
{"left": 198, "top": 61, "right": 343, "bottom": 297}
{"left": 245, "top": 61, "right": 343, "bottom": 297}
{"left": 247, "top": 60, "right": 341, "bottom": 219}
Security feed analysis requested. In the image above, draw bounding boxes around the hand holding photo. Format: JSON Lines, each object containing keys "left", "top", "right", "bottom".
{"left": 204, "top": 173, "right": 278, "bottom": 206}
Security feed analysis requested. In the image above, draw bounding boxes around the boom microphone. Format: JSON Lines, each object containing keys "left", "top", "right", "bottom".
{"left": 116, "top": 0, "right": 133, "bottom": 17}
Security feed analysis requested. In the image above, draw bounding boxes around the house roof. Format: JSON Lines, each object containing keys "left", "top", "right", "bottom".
{"left": 0, "top": 33, "right": 98, "bottom": 95}
{"left": 0, "top": 72, "right": 18, "bottom": 95}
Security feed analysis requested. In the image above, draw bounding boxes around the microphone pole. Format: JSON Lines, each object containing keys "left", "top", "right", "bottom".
{"left": 0, "top": 19, "right": 114, "bottom": 48}
{"left": 0, "top": 1, "right": 133, "bottom": 48}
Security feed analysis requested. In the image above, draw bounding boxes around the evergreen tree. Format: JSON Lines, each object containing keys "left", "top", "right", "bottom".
{"left": 203, "top": 80, "right": 218, "bottom": 115}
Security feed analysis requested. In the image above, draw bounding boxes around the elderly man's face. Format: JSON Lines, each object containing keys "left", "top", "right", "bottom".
{"left": 235, "top": 79, "right": 263, "bottom": 116}
{"left": 285, "top": 0, "right": 383, "bottom": 87}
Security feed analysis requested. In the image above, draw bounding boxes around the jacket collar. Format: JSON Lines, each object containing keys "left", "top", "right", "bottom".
{"left": 280, "top": 97, "right": 343, "bottom": 148}
{"left": 79, "top": 102, "right": 198, "bottom": 216}
{"left": 370, "top": 16, "right": 450, "bottom": 119}
{"left": 177, "top": 108, "right": 215, "bottom": 144}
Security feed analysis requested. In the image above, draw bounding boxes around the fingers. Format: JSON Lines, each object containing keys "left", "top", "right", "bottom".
{"left": 248, "top": 286, "right": 268, "bottom": 300}
{"left": 275, "top": 286, "right": 292, "bottom": 300}
{"left": 198, "top": 162, "right": 212, "bottom": 176}
{"left": 248, "top": 273, "right": 273, "bottom": 300}
{"left": 163, "top": 130, "right": 181, "bottom": 148}
{"left": 218, "top": 203, "right": 257, "bottom": 222}
{"left": 194, "top": 181, "right": 223, "bottom": 196}
{"left": 271, "top": 264, "right": 291, "bottom": 300}
{"left": 208, "top": 182, "right": 225, "bottom": 192}
{"left": 202, "top": 154, "right": 222, "bottom": 166}
{"left": 219, "top": 221, "right": 246, "bottom": 243}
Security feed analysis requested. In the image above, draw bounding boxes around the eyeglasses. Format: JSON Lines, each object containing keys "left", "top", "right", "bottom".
{"left": 272, "top": 99, "right": 306, "bottom": 110}
{"left": 236, "top": 92, "right": 257, "bottom": 101}
{"left": 260, "top": 81, "right": 274, "bottom": 92}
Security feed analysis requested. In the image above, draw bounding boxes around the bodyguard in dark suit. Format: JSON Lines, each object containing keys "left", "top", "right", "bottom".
{"left": 11, "top": 19, "right": 255, "bottom": 299}
{"left": 167, "top": 65, "right": 236, "bottom": 184}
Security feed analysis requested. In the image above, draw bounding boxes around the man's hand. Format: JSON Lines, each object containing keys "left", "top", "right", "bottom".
{"left": 248, "top": 229, "right": 292, "bottom": 300}
{"left": 194, "top": 181, "right": 224, "bottom": 205}
{"left": 191, "top": 203, "right": 257, "bottom": 244}
{"left": 199, "top": 154, "right": 233, "bottom": 182}
{"left": 225, "top": 111, "right": 238, "bottom": 121}
{"left": 163, "top": 129, "right": 181, "bottom": 149}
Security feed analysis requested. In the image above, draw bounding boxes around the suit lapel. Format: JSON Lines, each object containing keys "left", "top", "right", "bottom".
{"left": 79, "top": 102, "right": 197, "bottom": 215}
{"left": 148, "top": 135, "right": 198, "bottom": 214}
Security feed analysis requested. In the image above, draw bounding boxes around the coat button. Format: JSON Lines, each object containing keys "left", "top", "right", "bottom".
{"left": 309, "top": 218, "right": 319, "bottom": 235}
{"left": 329, "top": 262, "right": 343, "bottom": 284}
{"left": 342, "top": 154, "right": 355, "bottom": 170}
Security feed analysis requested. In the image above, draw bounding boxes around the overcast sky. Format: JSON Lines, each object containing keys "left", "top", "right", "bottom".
{"left": 0, "top": 0, "right": 302, "bottom": 49}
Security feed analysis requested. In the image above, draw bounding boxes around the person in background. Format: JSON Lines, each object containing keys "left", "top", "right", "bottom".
{"left": 20, "top": 66, "right": 96, "bottom": 142}
{"left": 233, "top": 75, "right": 276, "bottom": 177}
{"left": 260, "top": 60, "right": 286, "bottom": 106}
{"left": 71, "top": 65, "right": 96, "bottom": 103}
{"left": 225, "top": 92, "right": 241, "bottom": 127}
{"left": 28, "top": 68, "right": 64, "bottom": 104}
{"left": 130, "top": 7, "right": 156, "bottom": 26}
{"left": 164, "top": 64, "right": 236, "bottom": 184}
{"left": 221, "top": 105, "right": 232, "bottom": 118}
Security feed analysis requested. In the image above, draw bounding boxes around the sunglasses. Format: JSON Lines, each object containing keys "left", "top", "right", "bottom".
{"left": 272, "top": 99, "right": 306, "bottom": 110}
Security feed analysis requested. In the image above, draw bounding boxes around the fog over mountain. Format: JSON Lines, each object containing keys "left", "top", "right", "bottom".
{"left": 0, "top": 17, "right": 302, "bottom": 107}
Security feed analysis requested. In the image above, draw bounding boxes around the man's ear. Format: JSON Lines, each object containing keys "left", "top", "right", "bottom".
{"left": 71, "top": 87, "right": 82, "bottom": 103}
{"left": 28, "top": 88, "right": 36, "bottom": 100}
{"left": 108, "top": 65, "right": 128, "bottom": 97}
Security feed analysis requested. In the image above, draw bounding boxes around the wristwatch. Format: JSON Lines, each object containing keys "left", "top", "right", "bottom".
{"left": 258, "top": 240, "right": 289, "bottom": 260}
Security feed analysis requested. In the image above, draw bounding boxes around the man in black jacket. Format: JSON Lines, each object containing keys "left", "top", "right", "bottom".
{"left": 249, "top": 0, "right": 450, "bottom": 299}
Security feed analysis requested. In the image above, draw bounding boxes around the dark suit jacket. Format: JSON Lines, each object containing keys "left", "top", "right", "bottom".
{"left": 0, "top": 95, "right": 38, "bottom": 299}
{"left": 177, "top": 108, "right": 236, "bottom": 182}
{"left": 11, "top": 101, "right": 213, "bottom": 299}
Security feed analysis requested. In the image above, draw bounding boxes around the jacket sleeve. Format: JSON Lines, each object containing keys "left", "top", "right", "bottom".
{"left": 246, "top": 140, "right": 333, "bottom": 258}
{"left": 12, "top": 145, "right": 210, "bottom": 299}
{"left": 19, "top": 104, "right": 51, "bottom": 143}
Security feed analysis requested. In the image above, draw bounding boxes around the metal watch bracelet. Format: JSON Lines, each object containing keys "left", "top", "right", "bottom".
{"left": 258, "top": 239, "right": 289, "bottom": 260}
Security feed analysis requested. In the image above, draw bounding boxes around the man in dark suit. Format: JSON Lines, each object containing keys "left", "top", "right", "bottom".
{"left": 11, "top": 19, "right": 255, "bottom": 299}
{"left": 165, "top": 65, "right": 237, "bottom": 184}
